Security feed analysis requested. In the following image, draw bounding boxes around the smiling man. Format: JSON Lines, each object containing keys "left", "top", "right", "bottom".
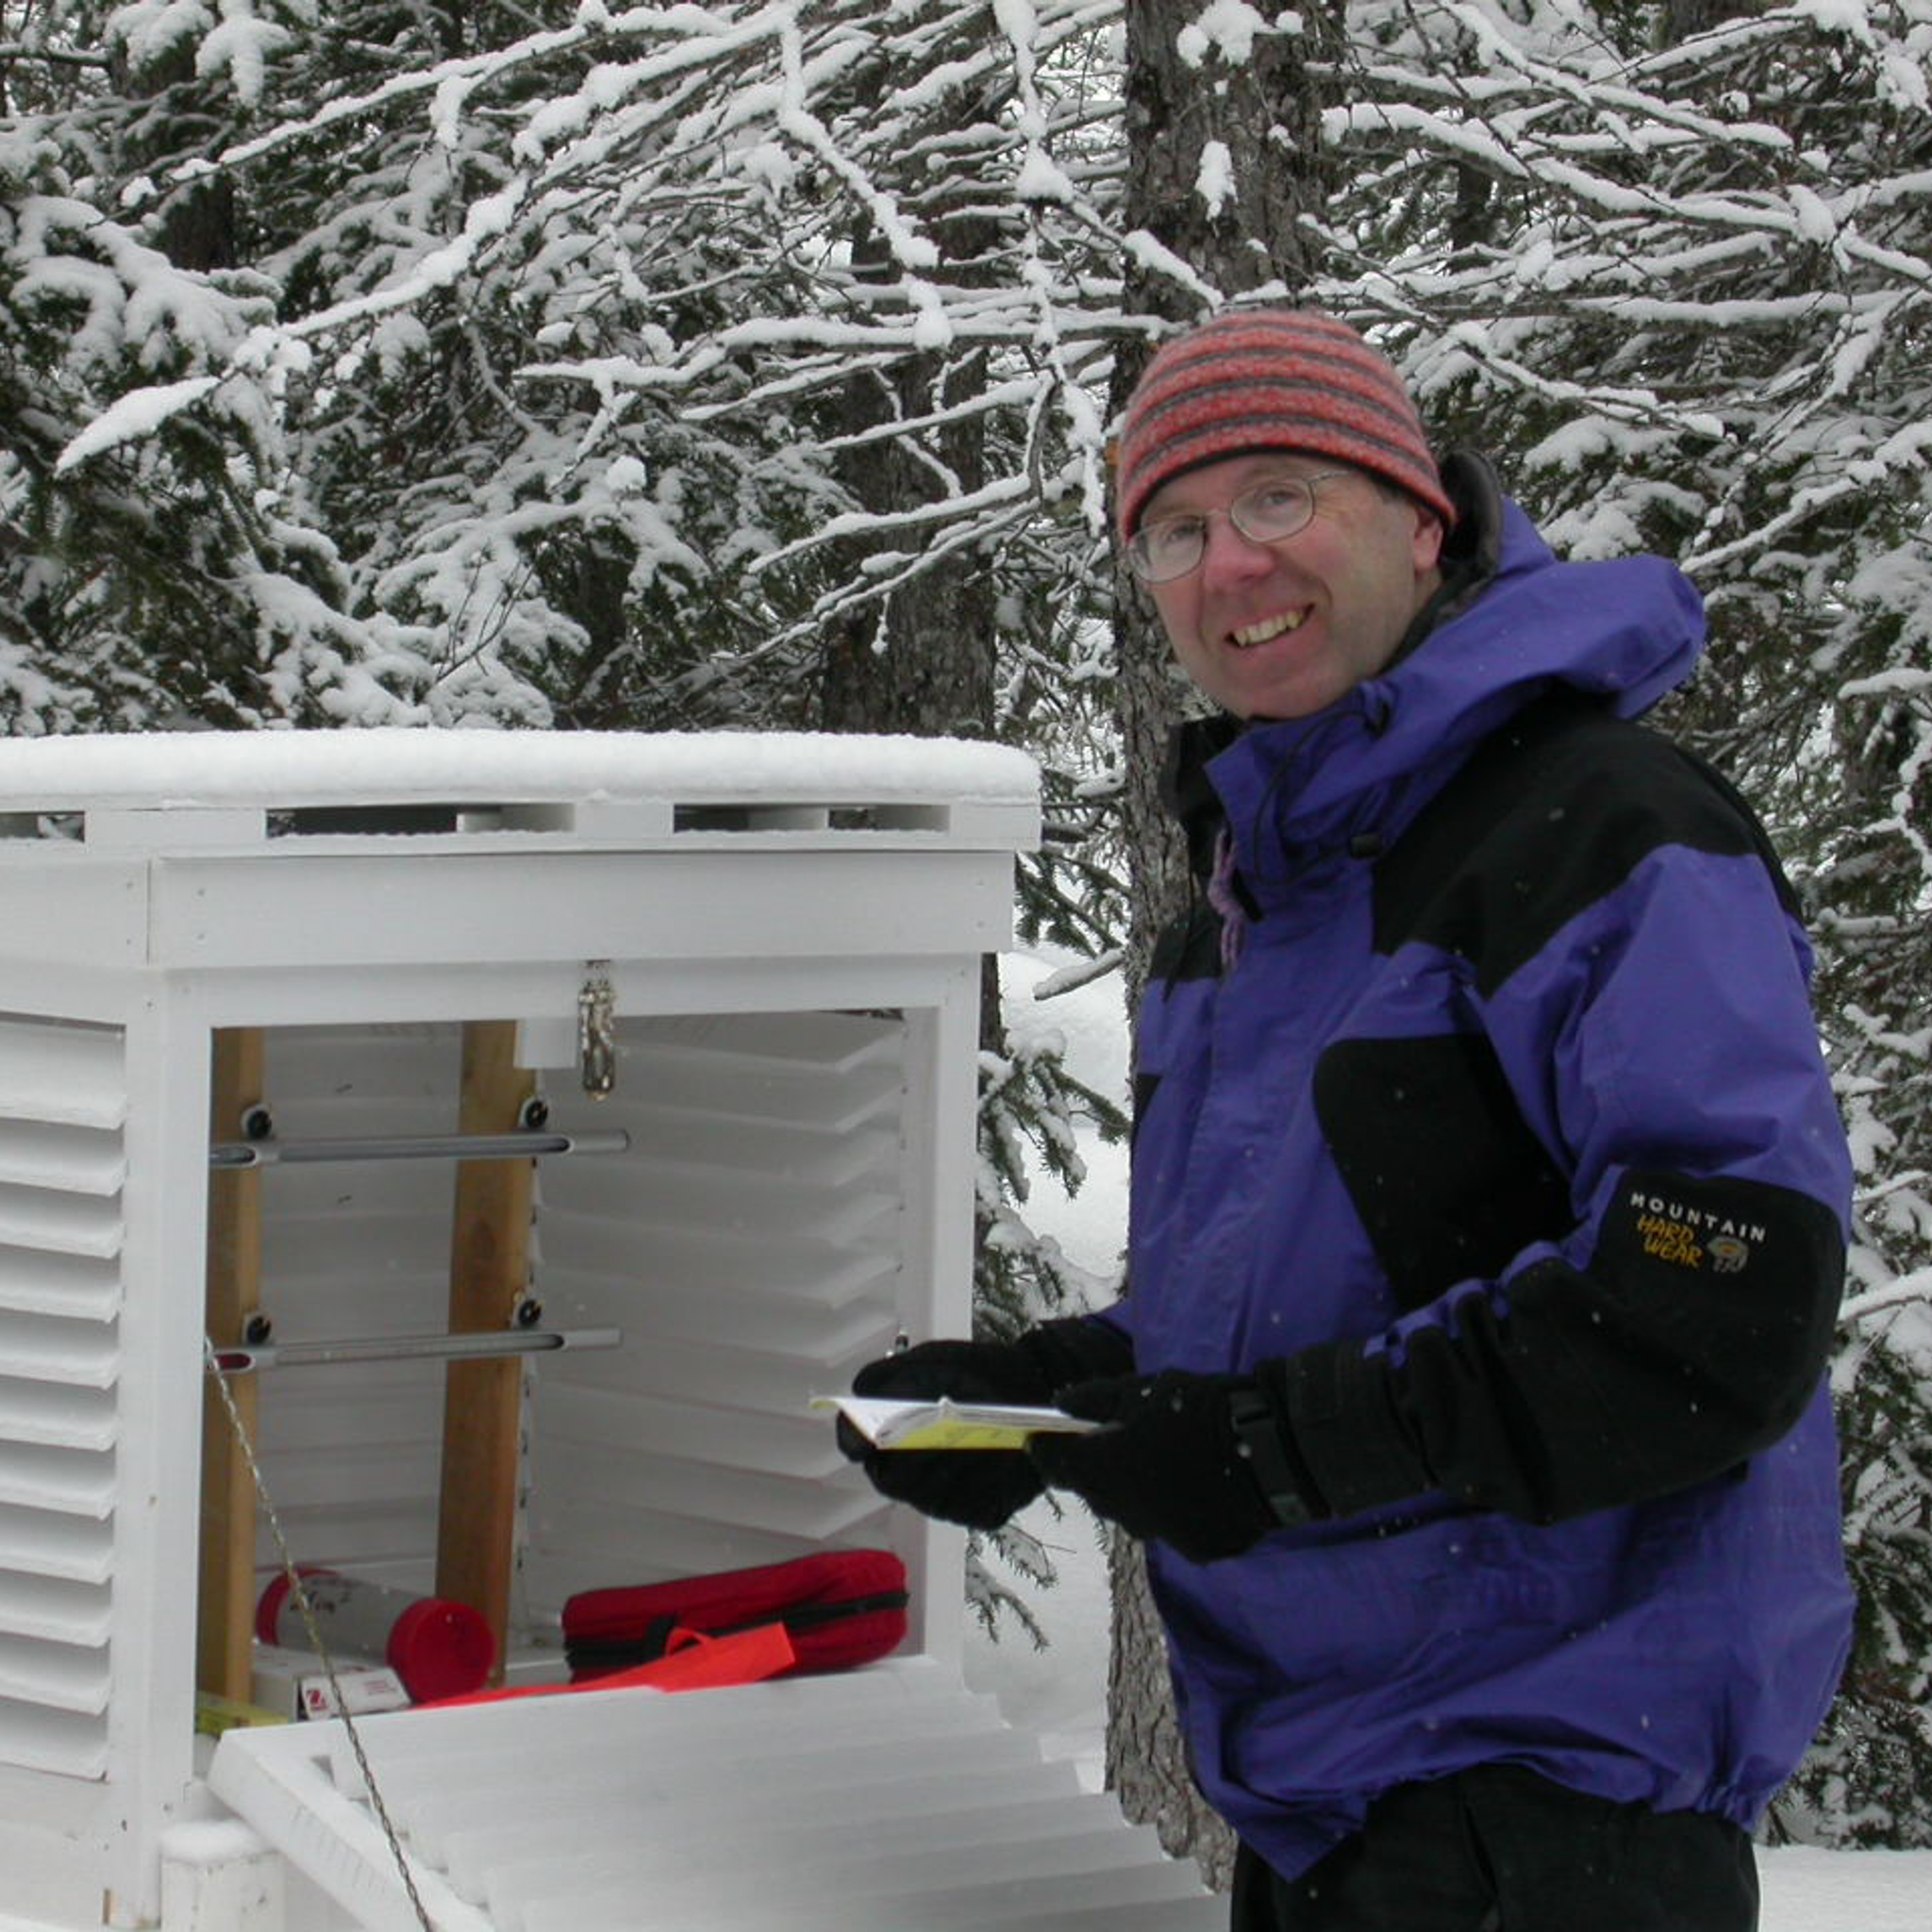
{"left": 1115, "top": 312, "right": 1451, "bottom": 723}
{"left": 843, "top": 308, "right": 1853, "bottom": 1931}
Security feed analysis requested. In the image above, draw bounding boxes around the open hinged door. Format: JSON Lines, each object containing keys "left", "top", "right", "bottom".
{"left": 207, "top": 1658, "right": 1220, "bottom": 1932}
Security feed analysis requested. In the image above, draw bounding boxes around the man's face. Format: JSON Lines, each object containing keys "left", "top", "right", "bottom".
{"left": 1140, "top": 453, "right": 1446, "bottom": 721}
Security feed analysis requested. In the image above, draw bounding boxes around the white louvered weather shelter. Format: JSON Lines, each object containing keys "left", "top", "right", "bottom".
{"left": 0, "top": 730, "right": 1214, "bottom": 1932}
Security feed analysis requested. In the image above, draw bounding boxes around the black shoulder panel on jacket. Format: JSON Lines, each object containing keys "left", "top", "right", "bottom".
{"left": 1372, "top": 692, "right": 1799, "bottom": 997}
{"left": 1313, "top": 1032, "right": 1575, "bottom": 1314}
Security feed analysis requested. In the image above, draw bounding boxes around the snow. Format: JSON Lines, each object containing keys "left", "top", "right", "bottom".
{"left": 1790, "top": 0, "right": 1876, "bottom": 44}
{"left": 105, "top": 1, "right": 217, "bottom": 71}
{"left": 194, "top": 2, "right": 294, "bottom": 108}
{"left": 1014, "top": 148, "right": 1077, "bottom": 204}
{"left": 0, "top": 726, "right": 1039, "bottom": 811}
{"left": 1759, "top": 1848, "right": 1932, "bottom": 1928}
{"left": 967, "top": 948, "right": 1932, "bottom": 1924}
{"left": 1195, "top": 141, "right": 1235, "bottom": 221}
{"left": 152, "top": 1817, "right": 269, "bottom": 1868}
{"left": 1176, "top": 1, "right": 1274, "bottom": 68}
{"left": 52, "top": 374, "right": 219, "bottom": 474}
{"left": 997, "top": 946, "right": 1130, "bottom": 1283}
{"left": 1789, "top": 184, "right": 1839, "bottom": 245}
{"left": 963, "top": 1490, "right": 1113, "bottom": 1789}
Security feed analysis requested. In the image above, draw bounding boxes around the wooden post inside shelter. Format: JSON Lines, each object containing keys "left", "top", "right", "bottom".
{"left": 435, "top": 1022, "right": 538, "bottom": 1684}
{"left": 198, "top": 1027, "right": 264, "bottom": 1705}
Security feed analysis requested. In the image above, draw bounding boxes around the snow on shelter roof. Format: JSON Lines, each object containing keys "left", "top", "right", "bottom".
{"left": 0, "top": 727, "right": 1039, "bottom": 813}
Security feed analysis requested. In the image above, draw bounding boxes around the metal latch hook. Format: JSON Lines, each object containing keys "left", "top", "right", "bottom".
{"left": 578, "top": 964, "right": 616, "bottom": 1099}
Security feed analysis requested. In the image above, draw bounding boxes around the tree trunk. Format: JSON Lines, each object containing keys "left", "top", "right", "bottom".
{"left": 109, "top": 42, "right": 239, "bottom": 274}
{"left": 813, "top": 203, "right": 1002, "bottom": 1068}
{"left": 818, "top": 225, "right": 997, "bottom": 742}
{"left": 1112, "top": 0, "right": 1341, "bottom": 992}
{"left": 1106, "top": 0, "right": 1344, "bottom": 1888}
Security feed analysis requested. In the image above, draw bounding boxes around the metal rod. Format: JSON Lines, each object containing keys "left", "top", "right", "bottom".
{"left": 208, "top": 1129, "right": 631, "bottom": 1170}
{"left": 209, "top": 1326, "right": 624, "bottom": 1374}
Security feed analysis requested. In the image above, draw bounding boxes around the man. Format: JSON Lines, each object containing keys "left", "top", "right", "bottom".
{"left": 842, "top": 308, "right": 1852, "bottom": 1930}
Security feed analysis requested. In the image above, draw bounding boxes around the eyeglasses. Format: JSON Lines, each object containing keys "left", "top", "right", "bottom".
{"left": 1125, "top": 471, "right": 1353, "bottom": 584}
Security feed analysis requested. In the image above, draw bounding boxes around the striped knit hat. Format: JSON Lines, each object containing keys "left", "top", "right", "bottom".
{"left": 1115, "top": 308, "right": 1453, "bottom": 539}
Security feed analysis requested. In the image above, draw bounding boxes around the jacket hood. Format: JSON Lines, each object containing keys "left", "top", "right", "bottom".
{"left": 1190, "top": 453, "right": 1707, "bottom": 894}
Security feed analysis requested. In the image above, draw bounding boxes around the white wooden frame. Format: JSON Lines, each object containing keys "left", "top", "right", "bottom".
{"left": 0, "top": 736, "right": 1032, "bottom": 1927}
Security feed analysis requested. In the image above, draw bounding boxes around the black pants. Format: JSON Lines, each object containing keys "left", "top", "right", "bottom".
{"left": 1229, "top": 1767, "right": 1758, "bottom": 1931}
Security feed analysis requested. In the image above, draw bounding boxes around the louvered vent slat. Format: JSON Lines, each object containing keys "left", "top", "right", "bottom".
{"left": 211, "top": 1664, "right": 1218, "bottom": 1932}
{"left": 0, "top": 1632, "right": 110, "bottom": 1710}
{"left": 557, "top": 1333, "right": 835, "bottom": 1413}
{"left": 0, "top": 1441, "right": 117, "bottom": 1516}
{"left": 536, "top": 1266, "right": 883, "bottom": 1361}
{"left": 0, "top": 1120, "right": 126, "bottom": 1194}
{"left": 249, "top": 1024, "right": 461, "bottom": 1580}
{"left": 525, "top": 1832, "right": 1210, "bottom": 1932}
{"left": 0, "top": 1321, "right": 119, "bottom": 1390}
{"left": 259, "top": 1379, "right": 436, "bottom": 1455}
{"left": 0, "top": 1247, "right": 121, "bottom": 1322}
{"left": 538, "top": 1153, "right": 895, "bottom": 1244}
{"left": 439, "top": 1744, "right": 1078, "bottom": 1895}
{"left": 535, "top": 1384, "right": 840, "bottom": 1481}
{"left": 0, "top": 1184, "right": 123, "bottom": 1259}
{"left": 538, "top": 1213, "right": 893, "bottom": 1304}
{"left": 0, "top": 1375, "right": 114, "bottom": 1447}
{"left": 0, "top": 1016, "right": 124, "bottom": 1782}
{"left": 0, "top": 1020, "right": 127, "bottom": 1130}
{"left": 687, "top": 1870, "right": 1215, "bottom": 1932}
{"left": 585, "top": 1109, "right": 895, "bottom": 1189}
{"left": 239, "top": 1441, "right": 442, "bottom": 1513}
{"left": 332, "top": 1663, "right": 1014, "bottom": 1814}
{"left": 0, "top": 1695, "right": 108, "bottom": 1779}
{"left": 454, "top": 1767, "right": 1095, "bottom": 1919}
{"left": 519, "top": 1013, "right": 908, "bottom": 1621}
{"left": 0, "top": 1506, "right": 112, "bottom": 1584}
{"left": 265, "top": 1024, "right": 454, "bottom": 1103}
{"left": 529, "top": 1455, "right": 876, "bottom": 1546}
{"left": 265, "top": 1209, "right": 457, "bottom": 1282}
{"left": 0, "top": 1572, "right": 112, "bottom": 1646}
{"left": 522, "top": 1512, "right": 815, "bottom": 1602}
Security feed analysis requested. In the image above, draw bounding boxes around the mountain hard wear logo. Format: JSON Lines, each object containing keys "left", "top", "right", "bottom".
{"left": 1627, "top": 1190, "right": 1765, "bottom": 1272}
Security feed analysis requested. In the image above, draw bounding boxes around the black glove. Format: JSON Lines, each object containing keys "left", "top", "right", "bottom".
{"left": 1026, "top": 1368, "right": 1319, "bottom": 1563}
{"left": 841, "top": 1321, "right": 1133, "bottom": 1532}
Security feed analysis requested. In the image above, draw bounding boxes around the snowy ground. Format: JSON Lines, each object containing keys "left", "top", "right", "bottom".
{"left": 961, "top": 950, "right": 1932, "bottom": 1928}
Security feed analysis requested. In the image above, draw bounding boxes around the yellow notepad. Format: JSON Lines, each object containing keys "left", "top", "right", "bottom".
{"left": 811, "top": 1393, "right": 1100, "bottom": 1452}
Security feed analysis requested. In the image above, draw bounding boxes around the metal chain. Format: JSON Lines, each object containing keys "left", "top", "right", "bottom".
{"left": 202, "top": 1338, "right": 439, "bottom": 1932}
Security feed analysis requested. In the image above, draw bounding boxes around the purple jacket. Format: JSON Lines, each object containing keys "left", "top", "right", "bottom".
{"left": 1098, "top": 460, "right": 1852, "bottom": 1880}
